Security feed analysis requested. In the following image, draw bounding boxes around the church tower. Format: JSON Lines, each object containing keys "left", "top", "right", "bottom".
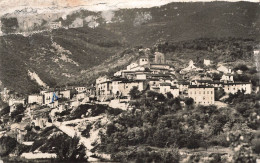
{"left": 154, "top": 52, "right": 165, "bottom": 64}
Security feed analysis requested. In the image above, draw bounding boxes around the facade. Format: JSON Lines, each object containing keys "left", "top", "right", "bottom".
{"left": 204, "top": 59, "right": 211, "bottom": 66}
{"left": 9, "top": 98, "right": 25, "bottom": 106}
{"left": 28, "top": 95, "right": 43, "bottom": 104}
{"left": 223, "top": 82, "right": 252, "bottom": 94}
{"left": 43, "top": 92, "right": 59, "bottom": 105}
{"left": 139, "top": 57, "right": 149, "bottom": 66}
{"left": 76, "top": 93, "right": 86, "bottom": 100}
{"left": 188, "top": 85, "right": 215, "bottom": 105}
{"left": 96, "top": 76, "right": 112, "bottom": 100}
{"left": 220, "top": 74, "right": 234, "bottom": 82}
{"left": 117, "top": 80, "right": 146, "bottom": 97}
{"left": 127, "top": 62, "right": 139, "bottom": 70}
{"left": 217, "top": 65, "right": 232, "bottom": 74}
{"left": 154, "top": 52, "right": 166, "bottom": 64}
{"left": 75, "top": 87, "right": 86, "bottom": 93}
{"left": 177, "top": 81, "right": 190, "bottom": 94}
{"left": 159, "top": 83, "right": 179, "bottom": 97}
{"left": 180, "top": 60, "right": 203, "bottom": 74}
{"left": 59, "top": 90, "right": 71, "bottom": 99}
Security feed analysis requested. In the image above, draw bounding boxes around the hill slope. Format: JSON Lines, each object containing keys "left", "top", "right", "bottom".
{"left": 0, "top": 1, "right": 259, "bottom": 94}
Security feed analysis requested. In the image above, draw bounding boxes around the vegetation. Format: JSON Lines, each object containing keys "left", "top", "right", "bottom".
{"left": 10, "top": 104, "right": 26, "bottom": 123}
{"left": 0, "top": 136, "right": 18, "bottom": 157}
{"left": 129, "top": 86, "right": 141, "bottom": 99}
{"left": 1, "top": 0, "right": 260, "bottom": 94}
{"left": 97, "top": 90, "right": 259, "bottom": 162}
{"left": 51, "top": 135, "right": 86, "bottom": 161}
{"left": 66, "top": 104, "right": 107, "bottom": 120}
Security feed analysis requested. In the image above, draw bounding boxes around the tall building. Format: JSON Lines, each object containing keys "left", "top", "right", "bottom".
{"left": 154, "top": 52, "right": 165, "bottom": 64}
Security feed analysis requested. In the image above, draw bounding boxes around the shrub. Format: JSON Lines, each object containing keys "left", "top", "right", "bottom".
{"left": 0, "top": 136, "right": 17, "bottom": 156}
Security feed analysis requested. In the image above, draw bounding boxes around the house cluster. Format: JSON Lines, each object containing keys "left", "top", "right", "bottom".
{"left": 92, "top": 50, "right": 254, "bottom": 106}
{"left": 0, "top": 50, "right": 256, "bottom": 117}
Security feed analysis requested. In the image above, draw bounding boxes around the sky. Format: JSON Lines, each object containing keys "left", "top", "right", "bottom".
{"left": 0, "top": 0, "right": 259, "bottom": 16}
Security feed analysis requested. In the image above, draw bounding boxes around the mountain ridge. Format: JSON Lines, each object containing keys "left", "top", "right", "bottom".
{"left": 0, "top": 1, "right": 259, "bottom": 94}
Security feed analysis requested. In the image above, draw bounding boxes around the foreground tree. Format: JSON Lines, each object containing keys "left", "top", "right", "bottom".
{"left": 0, "top": 136, "right": 17, "bottom": 156}
{"left": 129, "top": 86, "right": 141, "bottom": 99}
{"left": 52, "top": 134, "right": 87, "bottom": 161}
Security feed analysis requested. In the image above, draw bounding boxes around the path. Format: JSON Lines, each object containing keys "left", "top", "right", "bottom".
{"left": 53, "top": 115, "right": 104, "bottom": 160}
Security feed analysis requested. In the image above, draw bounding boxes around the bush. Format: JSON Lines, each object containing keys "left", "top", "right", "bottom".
{"left": 0, "top": 106, "right": 10, "bottom": 116}
{"left": 252, "top": 131, "right": 260, "bottom": 155}
{"left": 53, "top": 135, "right": 87, "bottom": 161}
{"left": 0, "top": 136, "right": 18, "bottom": 156}
{"left": 129, "top": 86, "right": 141, "bottom": 99}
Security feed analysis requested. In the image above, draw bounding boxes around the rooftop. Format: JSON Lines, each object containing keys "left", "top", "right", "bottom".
{"left": 224, "top": 82, "right": 251, "bottom": 85}
{"left": 160, "top": 82, "right": 171, "bottom": 86}
{"left": 189, "top": 85, "right": 214, "bottom": 88}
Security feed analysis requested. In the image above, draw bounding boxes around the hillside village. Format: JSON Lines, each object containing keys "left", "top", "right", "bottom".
{"left": 2, "top": 47, "right": 258, "bottom": 110}
{"left": 0, "top": 45, "right": 259, "bottom": 161}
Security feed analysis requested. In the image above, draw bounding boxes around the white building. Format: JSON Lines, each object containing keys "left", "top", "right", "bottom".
{"left": 177, "top": 81, "right": 190, "bottom": 94}
{"left": 28, "top": 95, "right": 43, "bottom": 104}
{"left": 204, "top": 59, "right": 211, "bottom": 66}
{"left": 75, "top": 87, "right": 86, "bottom": 93}
{"left": 96, "top": 76, "right": 112, "bottom": 101}
{"left": 139, "top": 56, "right": 149, "bottom": 66}
{"left": 59, "top": 90, "right": 71, "bottom": 99}
{"left": 159, "top": 83, "right": 179, "bottom": 97}
{"left": 49, "top": 21, "right": 62, "bottom": 29}
{"left": 127, "top": 62, "right": 139, "bottom": 70}
{"left": 76, "top": 93, "right": 86, "bottom": 100}
{"left": 188, "top": 85, "right": 215, "bottom": 105}
{"left": 43, "top": 92, "right": 59, "bottom": 105}
{"left": 9, "top": 98, "right": 25, "bottom": 106}
{"left": 180, "top": 60, "right": 203, "bottom": 74}
{"left": 220, "top": 74, "right": 234, "bottom": 82}
{"left": 217, "top": 65, "right": 232, "bottom": 74}
{"left": 223, "top": 82, "right": 252, "bottom": 94}
{"left": 112, "top": 80, "right": 146, "bottom": 97}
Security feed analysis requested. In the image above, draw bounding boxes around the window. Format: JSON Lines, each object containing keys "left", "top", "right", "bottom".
{"left": 207, "top": 91, "right": 209, "bottom": 94}
{"left": 203, "top": 91, "right": 205, "bottom": 94}
{"left": 211, "top": 91, "right": 213, "bottom": 94}
{"left": 195, "top": 91, "right": 196, "bottom": 94}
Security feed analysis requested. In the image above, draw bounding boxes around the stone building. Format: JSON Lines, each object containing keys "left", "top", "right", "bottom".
{"left": 188, "top": 85, "right": 215, "bottom": 105}
{"left": 223, "top": 82, "right": 252, "bottom": 94}
{"left": 154, "top": 52, "right": 166, "bottom": 64}
{"left": 28, "top": 94, "right": 43, "bottom": 104}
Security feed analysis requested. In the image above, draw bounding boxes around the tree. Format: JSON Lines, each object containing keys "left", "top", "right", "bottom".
{"left": 215, "top": 88, "right": 225, "bottom": 101}
{"left": 185, "top": 97, "right": 194, "bottom": 108}
{"left": 0, "top": 136, "right": 18, "bottom": 156}
{"left": 252, "top": 131, "right": 260, "bottom": 155}
{"left": 129, "top": 86, "right": 141, "bottom": 99}
{"left": 53, "top": 135, "right": 87, "bottom": 161}
{"left": 166, "top": 92, "right": 173, "bottom": 99}
{"left": 186, "top": 130, "right": 201, "bottom": 149}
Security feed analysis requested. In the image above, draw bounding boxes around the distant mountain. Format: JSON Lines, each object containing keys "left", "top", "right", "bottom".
{"left": 0, "top": 1, "right": 259, "bottom": 94}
